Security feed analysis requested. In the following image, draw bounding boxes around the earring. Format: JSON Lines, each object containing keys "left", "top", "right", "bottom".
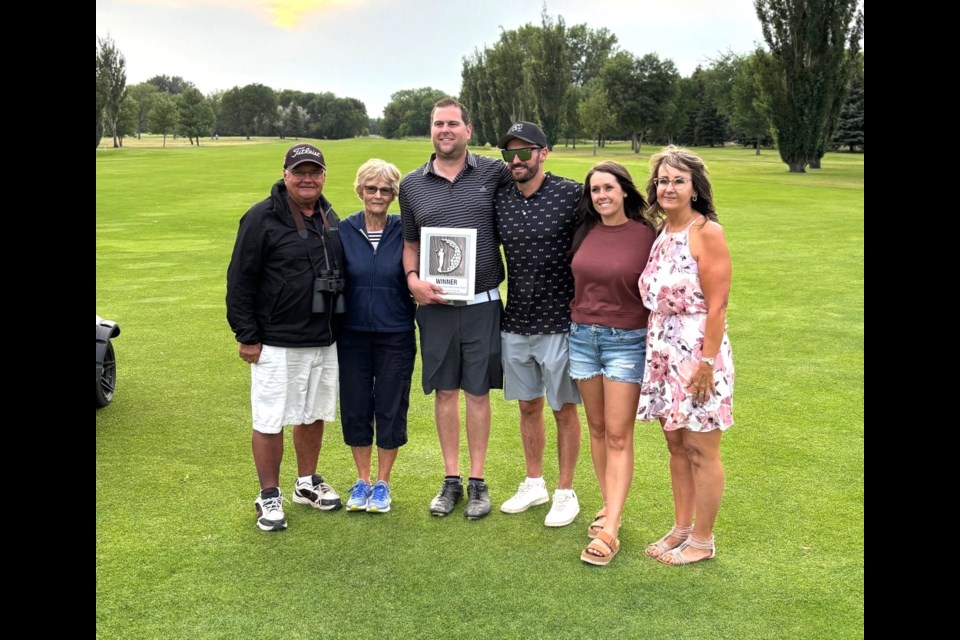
{"left": 692, "top": 194, "right": 698, "bottom": 202}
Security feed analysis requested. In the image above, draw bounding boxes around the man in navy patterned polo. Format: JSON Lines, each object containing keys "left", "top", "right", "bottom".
{"left": 495, "top": 121, "right": 584, "bottom": 527}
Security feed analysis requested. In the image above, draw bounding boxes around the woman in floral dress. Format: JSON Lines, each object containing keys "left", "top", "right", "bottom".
{"left": 637, "top": 147, "right": 734, "bottom": 566}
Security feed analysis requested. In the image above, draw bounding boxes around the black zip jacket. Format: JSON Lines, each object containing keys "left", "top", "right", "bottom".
{"left": 226, "top": 180, "right": 343, "bottom": 347}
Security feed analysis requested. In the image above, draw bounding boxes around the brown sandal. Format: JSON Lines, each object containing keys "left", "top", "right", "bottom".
{"left": 581, "top": 530, "right": 620, "bottom": 566}
{"left": 587, "top": 508, "right": 622, "bottom": 539}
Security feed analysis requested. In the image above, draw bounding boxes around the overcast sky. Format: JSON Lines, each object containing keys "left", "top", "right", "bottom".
{"left": 96, "top": 0, "right": 767, "bottom": 118}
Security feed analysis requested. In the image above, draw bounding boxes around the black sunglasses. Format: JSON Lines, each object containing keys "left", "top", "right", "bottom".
{"left": 501, "top": 147, "right": 539, "bottom": 162}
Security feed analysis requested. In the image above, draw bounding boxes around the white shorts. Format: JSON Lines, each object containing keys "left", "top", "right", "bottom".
{"left": 251, "top": 344, "right": 339, "bottom": 434}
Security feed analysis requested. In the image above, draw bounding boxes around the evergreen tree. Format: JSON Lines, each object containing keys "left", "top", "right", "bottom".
{"left": 833, "top": 55, "right": 864, "bottom": 152}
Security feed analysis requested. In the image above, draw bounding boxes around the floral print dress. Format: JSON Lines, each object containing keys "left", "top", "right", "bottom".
{"left": 636, "top": 220, "right": 734, "bottom": 431}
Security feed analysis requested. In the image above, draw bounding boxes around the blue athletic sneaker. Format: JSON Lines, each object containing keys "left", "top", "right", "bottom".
{"left": 367, "top": 481, "right": 392, "bottom": 513}
{"left": 346, "top": 479, "right": 372, "bottom": 511}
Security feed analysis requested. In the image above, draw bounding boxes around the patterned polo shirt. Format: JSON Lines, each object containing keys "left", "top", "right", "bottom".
{"left": 400, "top": 152, "right": 513, "bottom": 292}
{"left": 495, "top": 173, "right": 583, "bottom": 335}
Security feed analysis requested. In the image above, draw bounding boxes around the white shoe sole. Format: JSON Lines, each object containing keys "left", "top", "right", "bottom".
{"left": 544, "top": 508, "right": 580, "bottom": 527}
{"left": 293, "top": 493, "right": 342, "bottom": 511}
{"left": 500, "top": 494, "right": 550, "bottom": 514}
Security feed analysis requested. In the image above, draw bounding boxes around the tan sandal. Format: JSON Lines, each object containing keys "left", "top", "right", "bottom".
{"left": 587, "top": 508, "right": 622, "bottom": 539}
{"left": 645, "top": 524, "right": 693, "bottom": 558}
{"left": 658, "top": 534, "right": 716, "bottom": 566}
{"left": 581, "top": 530, "right": 620, "bottom": 566}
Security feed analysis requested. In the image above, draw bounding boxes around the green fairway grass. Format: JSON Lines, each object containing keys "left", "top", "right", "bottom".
{"left": 96, "top": 139, "right": 863, "bottom": 640}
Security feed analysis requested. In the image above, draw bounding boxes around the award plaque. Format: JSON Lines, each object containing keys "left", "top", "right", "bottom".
{"left": 419, "top": 227, "right": 477, "bottom": 301}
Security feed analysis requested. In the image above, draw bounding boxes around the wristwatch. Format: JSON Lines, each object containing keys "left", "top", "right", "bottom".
{"left": 701, "top": 356, "right": 716, "bottom": 367}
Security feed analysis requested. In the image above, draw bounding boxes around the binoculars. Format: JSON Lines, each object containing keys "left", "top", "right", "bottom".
{"left": 312, "top": 270, "right": 346, "bottom": 314}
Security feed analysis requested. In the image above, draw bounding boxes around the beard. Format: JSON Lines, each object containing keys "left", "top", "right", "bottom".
{"left": 511, "top": 164, "right": 536, "bottom": 183}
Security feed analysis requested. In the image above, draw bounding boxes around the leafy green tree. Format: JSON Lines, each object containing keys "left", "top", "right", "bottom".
{"left": 145, "top": 75, "right": 193, "bottom": 95}
{"left": 221, "top": 84, "right": 276, "bottom": 139}
{"left": 560, "top": 84, "right": 583, "bottom": 148}
{"left": 177, "top": 87, "right": 214, "bottom": 145}
{"left": 461, "top": 29, "right": 537, "bottom": 146}
{"left": 207, "top": 90, "right": 224, "bottom": 137}
{"left": 660, "top": 75, "right": 698, "bottom": 146}
{"left": 96, "top": 43, "right": 107, "bottom": 147}
{"left": 96, "top": 36, "right": 128, "bottom": 148}
{"left": 560, "top": 25, "right": 616, "bottom": 148}
{"left": 566, "top": 24, "right": 618, "bottom": 87}
{"left": 148, "top": 93, "right": 179, "bottom": 147}
{"left": 127, "top": 82, "right": 157, "bottom": 140}
{"left": 115, "top": 95, "right": 138, "bottom": 146}
{"left": 729, "top": 53, "right": 773, "bottom": 154}
{"left": 602, "top": 52, "right": 679, "bottom": 152}
{"left": 755, "top": 0, "right": 864, "bottom": 172}
{"left": 578, "top": 79, "right": 615, "bottom": 155}
{"left": 528, "top": 12, "right": 570, "bottom": 147}
{"left": 381, "top": 87, "right": 451, "bottom": 139}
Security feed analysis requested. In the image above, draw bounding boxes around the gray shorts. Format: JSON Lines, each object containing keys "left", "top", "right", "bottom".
{"left": 501, "top": 331, "right": 581, "bottom": 411}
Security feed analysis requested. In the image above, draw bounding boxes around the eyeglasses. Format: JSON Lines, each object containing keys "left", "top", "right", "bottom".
{"left": 501, "top": 147, "right": 539, "bottom": 162}
{"left": 363, "top": 185, "right": 394, "bottom": 196}
{"left": 653, "top": 177, "right": 691, "bottom": 189}
{"left": 289, "top": 170, "right": 324, "bottom": 180}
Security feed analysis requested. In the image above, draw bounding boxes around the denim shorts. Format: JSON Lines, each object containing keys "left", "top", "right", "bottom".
{"left": 568, "top": 321, "right": 647, "bottom": 383}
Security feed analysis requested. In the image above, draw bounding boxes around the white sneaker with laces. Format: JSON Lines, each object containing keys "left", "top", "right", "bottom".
{"left": 500, "top": 478, "right": 549, "bottom": 514}
{"left": 254, "top": 489, "right": 287, "bottom": 531}
{"left": 544, "top": 489, "right": 580, "bottom": 527}
{"left": 293, "top": 474, "right": 342, "bottom": 511}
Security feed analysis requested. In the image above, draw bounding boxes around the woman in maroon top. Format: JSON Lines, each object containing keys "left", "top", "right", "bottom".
{"left": 568, "top": 162, "right": 656, "bottom": 566}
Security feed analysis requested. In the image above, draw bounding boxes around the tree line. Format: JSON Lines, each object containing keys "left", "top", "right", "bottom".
{"left": 97, "top": 1, "right": 863, "bottom": 172}
{"left": 95, "top": 38, "right": 370, "bottom": 149}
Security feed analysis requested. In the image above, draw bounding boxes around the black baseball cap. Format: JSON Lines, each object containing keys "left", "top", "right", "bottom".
{"left": 498, "top": 121, "right": 547, "bottom": 148}
{"left": 284, "top": 144, "right": 326, "bottom": 170}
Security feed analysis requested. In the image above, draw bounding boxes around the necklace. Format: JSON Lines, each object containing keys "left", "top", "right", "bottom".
{"left": 665, "top": 213, "right": 699, "bottom": 233}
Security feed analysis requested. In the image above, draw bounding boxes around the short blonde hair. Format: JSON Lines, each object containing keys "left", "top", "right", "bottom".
{"left": 354, "top": 159, "right": 401, "bottom": 199}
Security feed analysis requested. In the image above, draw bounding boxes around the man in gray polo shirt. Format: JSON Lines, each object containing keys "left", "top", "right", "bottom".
{"left": 400, "top": 98, "right": 512, "bottom": 519}
{"left": 495, "top": 121, "right": 584, "bottom": 527}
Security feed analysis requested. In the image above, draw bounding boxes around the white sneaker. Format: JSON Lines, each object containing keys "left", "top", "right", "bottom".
{"left": 254, "top": 488, "right": 287, "bottom": 531}
{"left": 500, "top": 478, "right": 549, "bottom": 514}
{"left": 544, "top": 489, "right": 580, "bottom": 527}
{"left": 293, "top": 474, "right": 342, "bottom": 511}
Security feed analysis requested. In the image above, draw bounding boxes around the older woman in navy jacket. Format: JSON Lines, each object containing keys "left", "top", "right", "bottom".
{"left": 338, "top": 159, "right": 417, "bottom": 513}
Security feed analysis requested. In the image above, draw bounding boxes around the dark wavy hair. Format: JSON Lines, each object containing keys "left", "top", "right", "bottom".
{"left": 645, "top": 146, "right": 718, "bottom": 228}
{"left": 569, "top": 161, "right": 654, "bottom": 257}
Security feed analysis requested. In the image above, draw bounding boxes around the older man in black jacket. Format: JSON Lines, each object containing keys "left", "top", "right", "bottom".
{"left": 227, "top": 143, "right": 345, "bottom": 531}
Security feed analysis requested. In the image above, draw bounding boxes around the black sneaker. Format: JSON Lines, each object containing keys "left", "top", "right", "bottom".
{"left": 464, "top": 481, "right": 491, "bottom": 520}
{"left": 429, "top": 479, "right": 463, "bottom": 516}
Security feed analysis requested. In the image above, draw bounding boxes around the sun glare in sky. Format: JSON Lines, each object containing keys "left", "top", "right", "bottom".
{"left": 257, "top": 0, "right": 348, "bottom": 29}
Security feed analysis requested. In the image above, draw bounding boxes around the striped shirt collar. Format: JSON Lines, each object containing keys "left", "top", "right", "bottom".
{"left": 422, "top": 151, "right": 479, "bottom": 177}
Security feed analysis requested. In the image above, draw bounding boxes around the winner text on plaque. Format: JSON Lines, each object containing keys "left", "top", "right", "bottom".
{"left": 419, "top": 227, "right": 477, "bottom": 302}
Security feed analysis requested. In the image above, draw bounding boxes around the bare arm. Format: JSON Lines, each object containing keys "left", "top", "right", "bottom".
{"left": 403, "top": 239, "right": 446, "bottom": 305}
{"left": 687, "top": 220, "right": 731, "bottom": 402}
